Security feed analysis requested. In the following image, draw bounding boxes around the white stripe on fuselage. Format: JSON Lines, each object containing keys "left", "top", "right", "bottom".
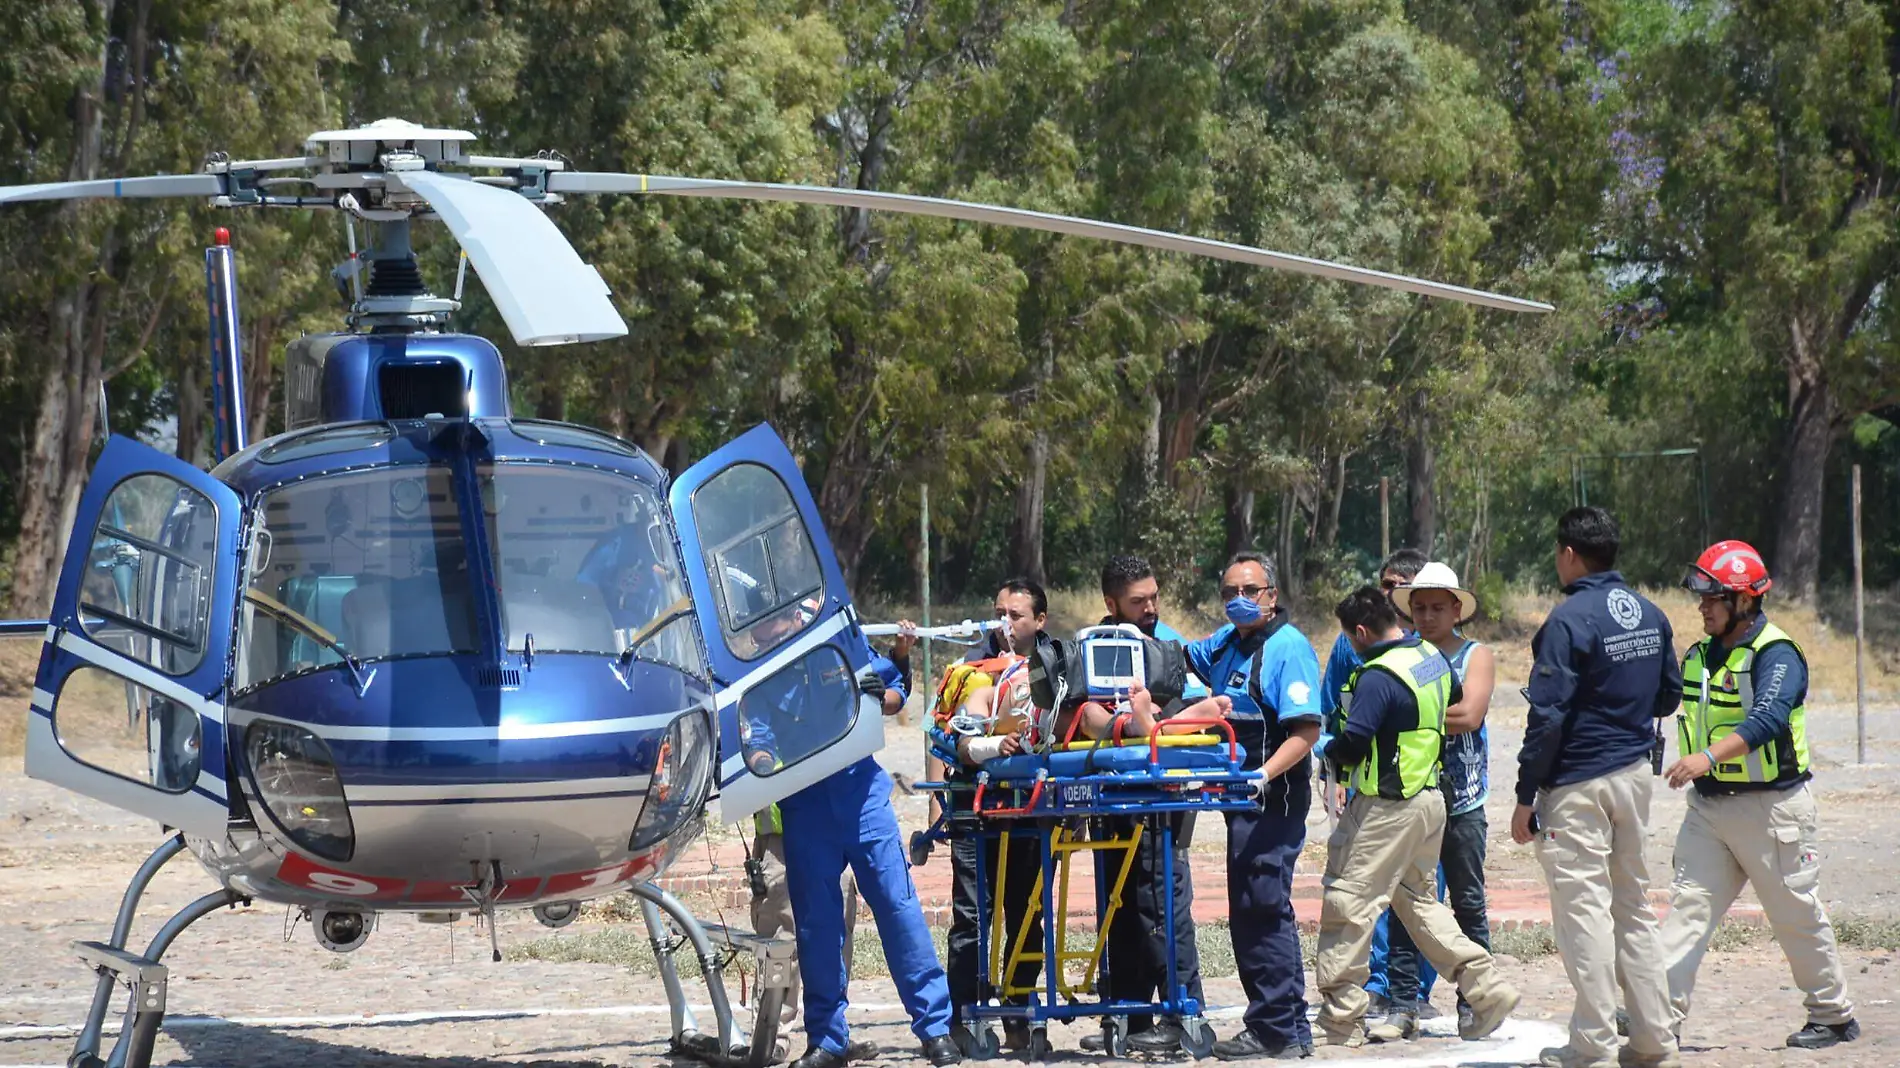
{"left": 300, "top": 709, "right": 691, "bottom": 743}
{"left": 348, "top": 776, "right": 647, "bottom": 801}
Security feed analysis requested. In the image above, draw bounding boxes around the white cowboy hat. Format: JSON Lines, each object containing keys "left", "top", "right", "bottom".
{"left": 1393, "top": 561, "right": 1478, "bottom": 624}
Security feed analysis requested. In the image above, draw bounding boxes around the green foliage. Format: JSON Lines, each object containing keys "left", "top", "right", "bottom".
{"left": 1, "top": 0, "right": 1895, "bottom": 610}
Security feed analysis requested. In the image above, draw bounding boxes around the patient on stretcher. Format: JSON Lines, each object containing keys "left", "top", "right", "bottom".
{"left": 1061, "top": 683, "right": 1232, "bottom": 744}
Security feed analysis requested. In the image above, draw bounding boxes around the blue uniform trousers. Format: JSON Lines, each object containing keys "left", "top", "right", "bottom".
{"left": 1225, "top": 789, "right": 1312, "bottom": 1047}
{"left": 780, "top": 757, "right": 952, "bottom": 1053}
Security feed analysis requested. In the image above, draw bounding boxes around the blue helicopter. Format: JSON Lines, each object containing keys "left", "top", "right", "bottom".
{"left": 0, "top": 118, "right": 1549, "bottom": 1068}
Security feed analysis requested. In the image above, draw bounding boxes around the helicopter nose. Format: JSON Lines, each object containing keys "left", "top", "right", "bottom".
{"left": 234, "top": 652, "right": 712, "bottom": 884}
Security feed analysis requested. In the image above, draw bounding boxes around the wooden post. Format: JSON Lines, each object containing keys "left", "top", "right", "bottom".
{"left": 917, "top": 483, "right": 931, "bottom": 728}
{"left": 1853, "top": 465, "right": 1866, "bottom": 764}
{"left": 1380, "top": 476, "right": 1390, "bottom": 560}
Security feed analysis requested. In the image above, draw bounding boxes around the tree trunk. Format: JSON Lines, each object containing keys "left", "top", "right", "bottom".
{"left": 1403, "top": 389, "right": 1436, "bottom": 554}
{"left": 1011, "top": 432, "right": 1048, "bottom": 585}
{"left": 175, "top": 357, "right": 204, "bottom": 465}
{"left": 1161, "top": 370, "right": 1201, "bottom": 489}
{"left": 1141, "top": 377, "right": 1162, "bottom": 489}
{"left": 1323, "top": 450, "right": 1350, "bottom": 547}
{"left": 244, "top": 314, "right": 275, "bottom": 444}
{"left": 7, "top": 329, "right": 76, "bottom": 615}
{"left": 1775, "top": 350, "right": 1835, "bottom": 602}
{"left": 1275, "top": 490, "right": 1298, "bottom": 595}
{"left": 1223, "top": 481, "right": 1255, "bottom": 559}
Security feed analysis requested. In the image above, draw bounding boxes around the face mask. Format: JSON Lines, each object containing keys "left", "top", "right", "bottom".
{"left": 1225, "top": 595, "right": 1264, "bottom": 626}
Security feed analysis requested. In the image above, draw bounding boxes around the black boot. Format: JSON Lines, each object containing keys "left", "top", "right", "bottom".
{"left": 1787, "top": 1019, "right": 1860, "bottom": 1050}
{"left": 923, "top": 1033, "right": 964, "bottom": 1066}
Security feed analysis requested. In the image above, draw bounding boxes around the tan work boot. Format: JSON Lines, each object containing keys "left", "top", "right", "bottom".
{"left": 1459, "top": 982, "right": 1520, "bottom": 1041}
{"left": 1366, "top": 1009, "right": 1418, "bottom": 1043}
{"left": 1314, "top": 1024, "right": 1366, "bottom": 1049}
{"left": 1538, "top": 1047, "right": 1616, "bottom": 1068}
{"left": 1617, "top": 1046, "right": 1682, "bottom": 1068}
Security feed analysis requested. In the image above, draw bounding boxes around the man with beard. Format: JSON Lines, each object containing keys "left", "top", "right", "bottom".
{"left": 1086, "top": 556, "right": 1211, "bottom": 1054}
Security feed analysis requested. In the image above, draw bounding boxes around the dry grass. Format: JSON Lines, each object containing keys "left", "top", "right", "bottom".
{"left": 0, "top": 642, "right": 39, "bottom": 761}
{"left": 1480, "top": 583, "right": 1898, "bottom": 698}
{"left": 861, "top": 581, "right": 1898, "bottom": 704}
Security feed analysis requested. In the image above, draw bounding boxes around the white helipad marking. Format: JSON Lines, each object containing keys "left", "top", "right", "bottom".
{"left": 0, "top": 1001, "right": 906, "bottom": 1040}
{"left": 1294, "top": 1016, "right": 1568, "bottom": 1067}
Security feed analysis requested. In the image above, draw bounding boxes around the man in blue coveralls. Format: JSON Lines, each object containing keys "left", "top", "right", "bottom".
{"left": 1093, "top": 555, "right": 1213, "bottom": 1054}
{"left": 739, "top": 605, "right": 962, "bottom": 1068}
{"left": 1188, "top": 551, "right": 1324, "bottom": 1061}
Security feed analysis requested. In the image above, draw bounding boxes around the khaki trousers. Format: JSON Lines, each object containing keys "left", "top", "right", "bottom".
{"left": 1315, "top": 789, "right": 1507, "bottom": 1037}
{"left": 753, "top": 832, "right": 858, "bottom": 1025}
{"left": 1534, "top": 760, "right": 1675, "bottom": 1060}
{"left": 1659, "top": 783, "right": 1852, "bottom": 1027}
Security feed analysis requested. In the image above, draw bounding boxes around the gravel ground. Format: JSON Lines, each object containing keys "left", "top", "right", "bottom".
{"left": 3, "top": 689, "right": 1899, "bottom": 1067}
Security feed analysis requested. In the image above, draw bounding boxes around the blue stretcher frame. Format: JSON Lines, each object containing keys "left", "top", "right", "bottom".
{"left": 920, "top": 732, "right": 1264, "bottom": 1052}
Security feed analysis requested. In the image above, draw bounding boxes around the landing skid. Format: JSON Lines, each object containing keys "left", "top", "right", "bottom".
{"left": 630, "top": 881, "right": 794, "bottom": 1067}
{"left": 57, "top": 838, "right": 791, "bottom": 1068}
{"left": 67, "top": 835, "right": 247, "bottom": 1068}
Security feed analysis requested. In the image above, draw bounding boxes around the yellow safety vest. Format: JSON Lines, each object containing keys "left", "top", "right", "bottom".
{"left": 1679, "top": 620, "right": 1811, "bottom": 789}
{"left": 1338, "top": 641, "right": 1451, "bottom": 800}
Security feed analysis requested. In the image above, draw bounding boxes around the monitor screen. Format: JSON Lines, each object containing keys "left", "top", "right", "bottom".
{"left": 1089, "top": 642, "right": 1137, "bottom": 679}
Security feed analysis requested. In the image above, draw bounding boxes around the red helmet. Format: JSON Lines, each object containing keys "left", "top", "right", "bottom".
{"left": 1682, "top": 540, "right": 1772, "bottom": 597}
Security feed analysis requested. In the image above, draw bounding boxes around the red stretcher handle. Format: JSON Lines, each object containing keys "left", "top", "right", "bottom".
{"left": 973, "top": 776, "right": 1046, "bottom": 818}
{"left": 1151, "top": 717, "right": 1239, "bottom": 765}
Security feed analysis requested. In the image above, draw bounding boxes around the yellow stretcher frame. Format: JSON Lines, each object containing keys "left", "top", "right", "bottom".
{"left": 991, "top": 823, "right": 1143, "bottom": 1001}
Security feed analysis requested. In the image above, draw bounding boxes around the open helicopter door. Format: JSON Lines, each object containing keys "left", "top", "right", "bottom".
{"left": 24, "top": 436, "right": 243, "bottom": 838}
{"left": 668, "top": 424, "right": 884, "bottom": 823}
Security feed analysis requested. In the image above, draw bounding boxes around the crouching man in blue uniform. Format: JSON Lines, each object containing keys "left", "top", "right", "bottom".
{"left": 1186, "top": 551, "right": 1324, "bottom": 1061}
{"left": 738, "top": 607, "right": 961, "bottom": 1068}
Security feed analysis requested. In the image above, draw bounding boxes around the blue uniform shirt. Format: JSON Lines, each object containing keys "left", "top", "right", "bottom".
{"left": 1321, "top": 630, "right": 1361, "bottom": 720}
{"left": 1185, "top": 609, "right": 1322, "bottom": 801}
{"left": 1515, "top": 571, "right": 1683, "bottom": 806}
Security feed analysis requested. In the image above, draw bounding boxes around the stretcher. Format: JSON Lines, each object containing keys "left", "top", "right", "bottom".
{"left": 920, "top": 719, "right": 1263, "bottom": 1060}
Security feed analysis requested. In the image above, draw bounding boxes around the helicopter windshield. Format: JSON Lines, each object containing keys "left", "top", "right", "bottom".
{"left": 477, "top": 462, "right": 701, "bottom": 675}
{"left": 236, "top": 466, "right": 478, "bottom": 692}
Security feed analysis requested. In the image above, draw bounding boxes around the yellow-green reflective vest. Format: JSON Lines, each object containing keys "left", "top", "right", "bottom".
{"left": 1679, "top": 621, "right": 1811, "bottom": 789}
{"left": 755, "top": 803, "right": 782, "bottom": 837}
{"left": 1339, "top": 641, "right": 1451, "bottom": 800}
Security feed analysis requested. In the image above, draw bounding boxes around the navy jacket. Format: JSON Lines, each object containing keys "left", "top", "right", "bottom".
{"left": 1515, "top": 571, "right": 1683, "bottom": 805}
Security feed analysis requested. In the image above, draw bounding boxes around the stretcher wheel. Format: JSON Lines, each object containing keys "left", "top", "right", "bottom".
{"left": 1026, "top": 1028, "right": 1051, "bottom": 1060}
{"left": 1179, "top": 1018, "right": 1214, "bottom": 1059}
{"left": 1100, "top": 1018, "right": 1128, "bottom": 1057}
{"left": 961, "top": 1025, "right": 1000, "bottom": 1061}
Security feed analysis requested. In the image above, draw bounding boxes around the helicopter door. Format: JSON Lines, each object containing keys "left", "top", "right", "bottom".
{"left": 24, "top": 436, "right": 243, "bottom": 839}
{"left": 668, "top": 424, "right": 884, "bottom": 823}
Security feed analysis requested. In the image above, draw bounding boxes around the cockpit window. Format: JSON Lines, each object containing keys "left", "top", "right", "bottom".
{"left": 256, "top": 423, "right": 393, "bottom": 465}
{"left": 477, "top": 463, "right": 702, "bottom": 675}
{"left": 236, "top": 466, "right": 477, "bottom": 692}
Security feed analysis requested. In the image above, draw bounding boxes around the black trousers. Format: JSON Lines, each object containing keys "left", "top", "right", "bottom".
{"left": 1226, "top": 787, "right": 1312, "bottom": 1047}
{"left": 1384, "top": 803, "right": 1490, "bottom": 1006}
{"left": 1101, "top": 811, "right": 1204, "bottom": 1030}
{"left": 946, "top": 820, "right": 1045, "bottom": 1016}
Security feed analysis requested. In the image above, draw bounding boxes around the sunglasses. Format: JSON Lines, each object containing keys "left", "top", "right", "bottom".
{"left": 1380, "top": 577, "right": 1404, "bottom": 591}
{"left": 1220, "top": 584, "right": 1273, "bottom": 600}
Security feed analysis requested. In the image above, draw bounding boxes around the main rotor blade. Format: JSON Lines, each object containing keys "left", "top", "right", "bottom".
{"left": 403, "top": 170, "right": 628, "bottom": 346}
{"left": 0, "top": 174, "right": 224, "bottom": 205}
{"left": 547, "top": 173, "right": 1552, "bottom": 314}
